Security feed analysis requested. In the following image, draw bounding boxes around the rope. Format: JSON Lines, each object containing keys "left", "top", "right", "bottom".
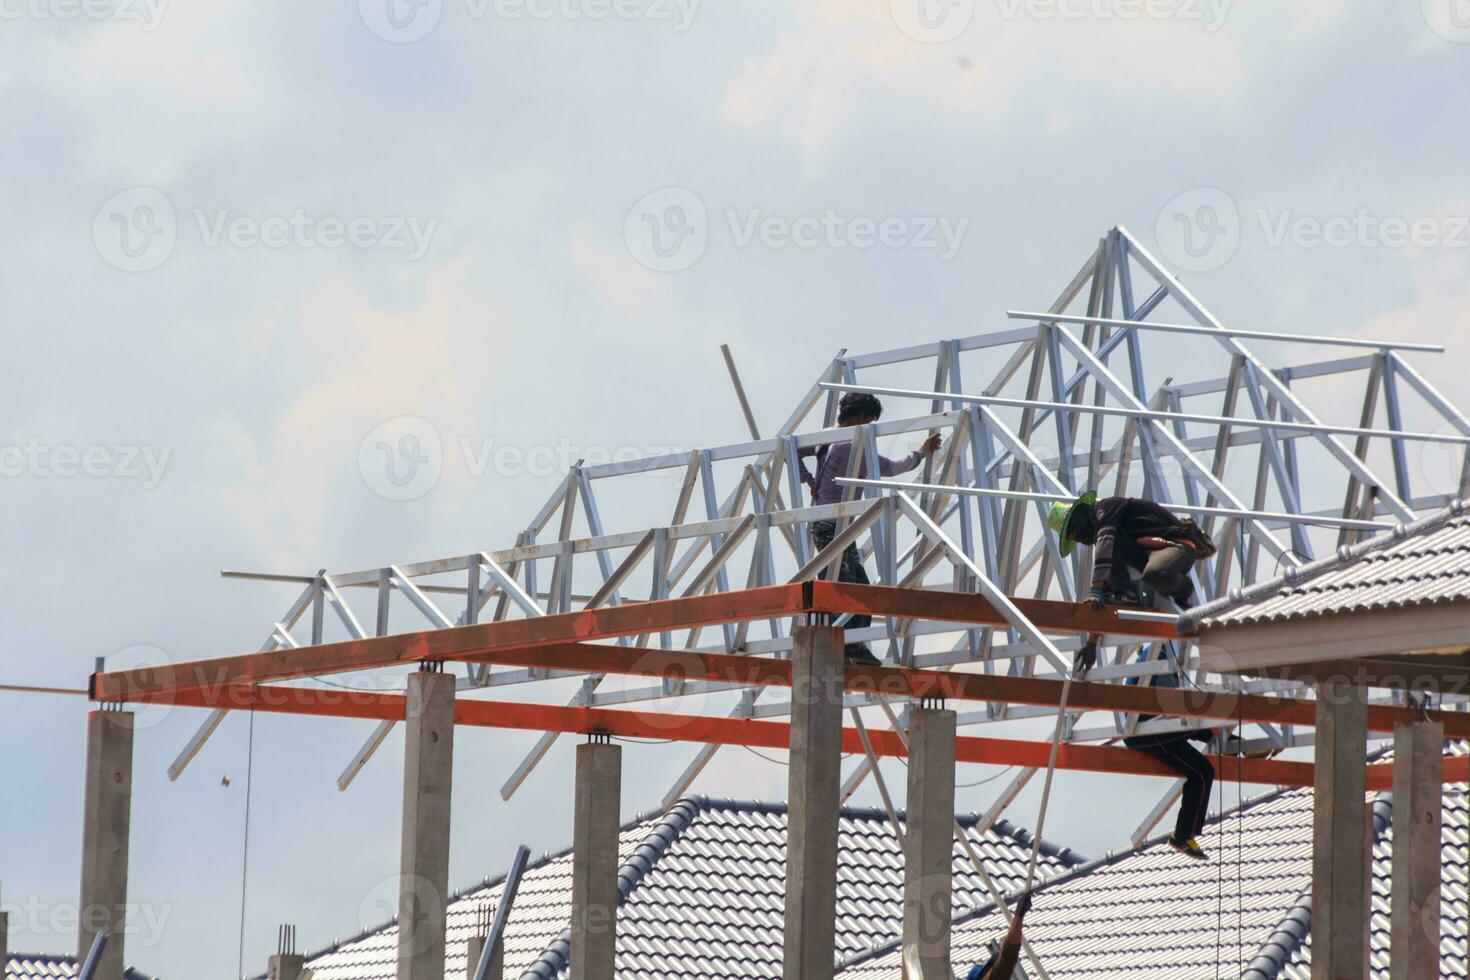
{"left": 1023, "top": 670, "right": 1074, "bottom": 892}
{"left": 872, "top": 695, "right": 1051, "bottom": 980}
{"left": 237, "top": 702, "right": 257, "bottom": 979}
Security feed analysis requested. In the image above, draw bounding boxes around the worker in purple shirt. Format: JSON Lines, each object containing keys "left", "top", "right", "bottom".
{"left": 798, "top": 392, "right": 941, "bottom": 665}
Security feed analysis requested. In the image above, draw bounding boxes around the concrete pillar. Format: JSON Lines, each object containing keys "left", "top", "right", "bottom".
{"left": 1391, "top": 718, "right": 1444, "bottom": 979}
{"left": 77, "top": 709, "right": 134, "bottom": 980}
{"left": 398, "top": 670, "right": 455, "bottom": 980}
{"left": 902, "top": 705, "right": 956, "bottom": 980}
{"left": 267, "top": 953, "right": 306, "bottom": 980}
{"left": 783, "top": 625, "right": 844, "bottom": 980}
{"left": 570, "top": 739, "right": 621, "bottom": 980}
{"left": 1311, "top": 679, "right": 1368, "bottom": 980}
{"left": 465, "top": 933, "right": 503, "bottom": 979}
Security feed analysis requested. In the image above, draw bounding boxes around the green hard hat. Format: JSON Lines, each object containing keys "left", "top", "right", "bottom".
{"left": 1046, "top": 490, "right": 1096, "bottom": 557}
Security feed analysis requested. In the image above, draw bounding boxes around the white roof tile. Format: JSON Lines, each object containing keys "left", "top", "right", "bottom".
{"left": 1188, "top": 502, "right": 1470, "bottom": 628}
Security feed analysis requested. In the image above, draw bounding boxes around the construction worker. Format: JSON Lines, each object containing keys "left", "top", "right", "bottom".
{"left": 1047, "top": 490, "right": 1218, "bottom": 860}
{"left": 1046, "top": 490, "right": 1215, "bottom": 613}
{"left": 965, "top": 891, "right": 1032, "bottom": 980}
{"left": 799, "top": 391, "right": 941, "bottom": 665}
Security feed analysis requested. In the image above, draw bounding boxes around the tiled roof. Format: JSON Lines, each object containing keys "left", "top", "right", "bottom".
{"left": 1184, "top": 500, "right": 1470, "bottom": 629}
{"left": 839, "top": 745, "right": 1470, "bottom": 979}
{"left": 299, "top": 797, "right": 1083, "bottom": 980}
{"left": 299, "top": 808, "right": 657, "bottom": 980}
{"left": 5, "top": 954, "right": 153, "bottom": 980}
{"left": 839, "top": 789, "right": 1322, "bottom": 978}
{"left": 1279, "top": 744, "right": 1470, "bottom": 979}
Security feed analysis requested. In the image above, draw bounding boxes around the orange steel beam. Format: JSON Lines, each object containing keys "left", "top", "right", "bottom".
{"left": 152, "top": 683, "right": 1469, "bottom": 790}
{"left": 448, "top": 642, "right": 1470, "bottom": 740}
{"left": 813, "top": 581, "right": 1179, "bottom": 639}
{"left": 90, "top": 582, "right": 1176, "bottom": 702}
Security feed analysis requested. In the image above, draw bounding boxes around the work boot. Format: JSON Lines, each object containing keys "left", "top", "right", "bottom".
{"left": 844, "top": 644, "right": 882, "bottom": 667}
{"left": 1169, "top": 835, "right": 1208, "bottom": 861}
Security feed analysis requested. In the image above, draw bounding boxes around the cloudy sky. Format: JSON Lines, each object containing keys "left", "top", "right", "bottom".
{"left": 3, "top": 0, "right": 1469, "bottom": 975}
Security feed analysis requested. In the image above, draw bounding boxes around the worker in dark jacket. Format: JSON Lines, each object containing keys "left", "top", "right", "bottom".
{"left": 1048, "top": 490, "right": 1217, "bottom": 861}
{"left": 965, "top": 891, "right": 1032, "bottom": 979}
{"left": 1046, "top": 491, "right": 1211, "bottom": 611}
{"left": 798, "top": 392, "right": 940, "bottom": 665}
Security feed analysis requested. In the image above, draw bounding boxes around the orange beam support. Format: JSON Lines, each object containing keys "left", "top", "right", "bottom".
{"left": 153, "top": 683, "right": 1469, "bottom": 790}
{"left": 90, "top": 582, "right": 1175, "bottom": 703}
{"left": 809, "top": 581, "right": 1179, "bottom": 639}
{"left": 448, "top": 642, "right": 1470, "bottom": 740}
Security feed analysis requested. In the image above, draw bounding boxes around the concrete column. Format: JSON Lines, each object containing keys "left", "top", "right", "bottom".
{"left": 1311, "top": 679, "right": 1368, "bottom": 980}
{"left": 571, "top": 739, "right": 621, "bottom": 980}
{"left": 783, "top": 625, "right": 844, "bottom": 980}
{"left": 77, "top": 709, "right": 134, "bottom": 980}
{"left": 267, "top": 953, "right": 306, "bottom": 980}
{"left": 902, "top": 705, "right": 956, "bottom": 980}
{"left": 465, "top": 933, "right": 503, "bottom": 979}
{"left": 1391, "top": 718, "right": 1444, "bottom": 979}
{"left": 398, "top": 670, "right": 456, "bottom": 980}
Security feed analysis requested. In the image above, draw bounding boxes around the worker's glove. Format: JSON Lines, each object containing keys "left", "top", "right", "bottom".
{"left": 1015, "top": 891, "right": 1033, "bottom": 919}
{"left": 1074, "top": 640, "right": 1098, "bottom": 675}
{"left": 1085, "top": 589, "right": 1106, "bottom": 611}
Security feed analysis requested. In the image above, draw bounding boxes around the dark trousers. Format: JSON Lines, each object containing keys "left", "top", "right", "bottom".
{"left": 1125, "top": 731, "right": 1214, "bottom": 841}
{"left": 810, "top": 520, "right": 871, "bottom": 653}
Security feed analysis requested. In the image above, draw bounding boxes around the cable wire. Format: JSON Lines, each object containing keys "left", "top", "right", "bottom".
{"left": 237, "top": 703, "right": 257, "bottom": 979}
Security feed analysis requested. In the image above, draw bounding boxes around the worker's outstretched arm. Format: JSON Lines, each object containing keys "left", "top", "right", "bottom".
{"left": 877, "top": 433, "right": 940, "bottom": 476}
{"left": 986, "top": 892, "right": 1032, "bottom": 979}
